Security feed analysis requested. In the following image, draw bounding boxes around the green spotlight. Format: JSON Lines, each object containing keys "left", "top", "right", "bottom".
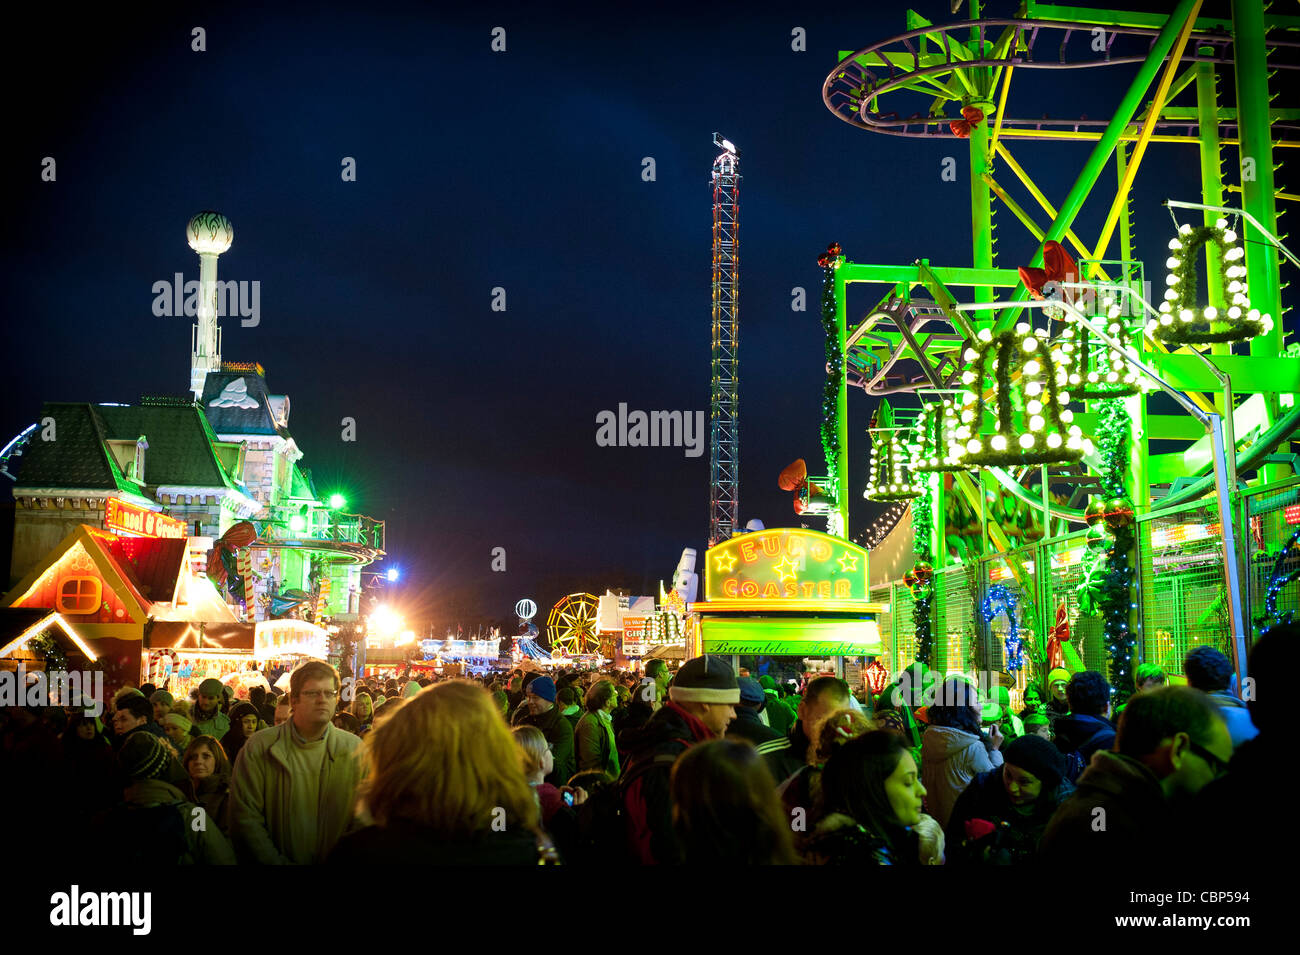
{"left": 329, "top": 493, "right": 347, "bottom": 510}
{"left": 289, "top": 514, "right": 306, "bottom": 533}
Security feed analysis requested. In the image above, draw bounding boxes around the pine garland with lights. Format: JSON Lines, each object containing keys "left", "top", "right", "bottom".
{"left": 1258, "top": 526, "right": 1300, "bottom": 634}
{"left": 1149, "top": 221, "right": 1272, "bottom": 345}
{"left": 866, "top": 400, "right": 922, "bottom": 501}
{"left": 27, "top": 631, "right": 68, "bottom": 674}
{"left": 1094, "top": 398, "right": 1137, "bottom": 701}
{"left": 817, "top": 243, "right": 844, "bottom": 483}
{"left": 910, "top": 488, "right": 935, "bottom": 666}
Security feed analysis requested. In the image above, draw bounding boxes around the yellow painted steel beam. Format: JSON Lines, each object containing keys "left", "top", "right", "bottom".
{"left": 993, "top": 143, "right": 1102, "bottom": 264}
{"left": 983, "top": 173, "right": 1114, "bottom": 283}
{"left": 1089, "top": 0, "right": 1204, "bottom": 271}
{"left": 989, "top": 63, "right": 1014, "bottom": 156}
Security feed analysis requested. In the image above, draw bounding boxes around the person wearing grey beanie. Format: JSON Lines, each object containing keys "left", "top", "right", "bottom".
{"left": 944, "top": 733, "right": 1074, "bottom": 865}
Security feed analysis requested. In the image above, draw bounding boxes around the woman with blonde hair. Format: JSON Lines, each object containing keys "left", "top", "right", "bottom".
{"left": 328, "top": 680, "right": 551, "bottom": 864}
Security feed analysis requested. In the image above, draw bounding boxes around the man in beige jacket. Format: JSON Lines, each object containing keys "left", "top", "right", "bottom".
{"left": 231, "top": 660, "right": 362, "bottom": 864}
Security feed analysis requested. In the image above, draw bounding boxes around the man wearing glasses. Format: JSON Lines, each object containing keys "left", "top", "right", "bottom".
{"left": 1038, "top": 685, "right": 1232, "bottom": 863}
{"left": 230, "top": 659, "right": 362, "bottom": 864}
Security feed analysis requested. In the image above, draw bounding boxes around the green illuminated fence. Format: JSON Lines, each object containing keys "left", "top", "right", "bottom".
{"left": 1244, "top": 481, "right": 1300, "bottom": 634}
{"left": 1138, "top": 498, "right": 1232, "bottom": 677}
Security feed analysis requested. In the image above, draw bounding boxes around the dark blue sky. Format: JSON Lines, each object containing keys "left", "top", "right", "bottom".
{"left": 4, "top": 0, "right": 1271, "bottom": 631}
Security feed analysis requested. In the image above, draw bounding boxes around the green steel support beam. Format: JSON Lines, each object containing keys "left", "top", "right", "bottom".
{"left": 969, "top": 99, "right": 996, "bottom": 327}
{"left": 1024, "top": 1, "right": 1300, "bottom": 31}
{"left": 1233, "top": 0, "right": 1283, "bottom": 353}
{"left": 1196, "top": 47, "right": 1231, "bottom": 373}
{"left": 837, "top": 262, "right": 1021, "bottom": 288}
{"left": 835, "top": 266, "right": 850, "bottom": 538}
{"left": 995, "top": 0, "right": 1204, "bottom": 331}
{"left": 1149, "top": 355, "right": 1300, "bottom": 393}
{"left": 1233, "top": 0, "right": 1284, "bottom": 483}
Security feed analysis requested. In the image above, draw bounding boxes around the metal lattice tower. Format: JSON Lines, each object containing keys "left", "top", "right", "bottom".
{"left": 709, "top": 134, "right": 740, "bottom": 547}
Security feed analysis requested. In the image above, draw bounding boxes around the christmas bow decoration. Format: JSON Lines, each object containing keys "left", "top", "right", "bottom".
{"left": 1018, "top": 240, "right": 1078, "bottom": 303}
{"left": 1047, "top": 600, "right": 1069, "bottom": 671}
{"left": 950, "top": 105, "right": 985, "bottom": 138}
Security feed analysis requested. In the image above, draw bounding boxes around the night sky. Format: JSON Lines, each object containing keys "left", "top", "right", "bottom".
{"left": 3, "top": 0, "right": 1278, "bottom": 633}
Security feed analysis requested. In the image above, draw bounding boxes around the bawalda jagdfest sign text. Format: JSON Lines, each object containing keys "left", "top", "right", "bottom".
{"left": 703, "top": 528, "right": 868, "bottom": 605}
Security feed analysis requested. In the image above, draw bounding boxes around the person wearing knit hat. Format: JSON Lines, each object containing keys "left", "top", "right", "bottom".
{"left": 96, "top": 732, "right": 236, "bottom": 864}
{"left": 193, "top": 678, "right": 231, "bottom": 740}
{"left": 150, "top": 690, "right": 174, "bottom": 724}
{"left": 618, "top": 656, "right": 740, "bottom": 865}
{"left": 944, "top": 733, "right": 1073, "bottom": 865}
{"left": 1046, "top": 667, "right": 1071, "bottom": 709}
{"left": 163, "top": 712, "right": 196, "bottom": 754}
{"left": 221, "top": 701, "right": 265, "bottom": 764}
{"left": 515, "top": 675, "right": 574, "bottom": 786}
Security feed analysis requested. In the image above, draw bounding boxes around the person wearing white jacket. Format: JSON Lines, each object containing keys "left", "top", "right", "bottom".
{"left": 921, "top": 678, "right": 1004, "bottom": 828}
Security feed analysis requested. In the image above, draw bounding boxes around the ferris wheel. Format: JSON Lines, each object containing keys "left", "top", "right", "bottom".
{"left": 546, "top": 593, "right": 599, "bottom": 657}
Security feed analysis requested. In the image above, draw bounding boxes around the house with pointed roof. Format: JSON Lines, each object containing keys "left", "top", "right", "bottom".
{"left": 8, "top": 400, "right": 260, "bottom": 587}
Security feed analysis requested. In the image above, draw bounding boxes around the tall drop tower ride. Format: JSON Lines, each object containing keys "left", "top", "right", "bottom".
{"left": 709, "top": 134, "right": 740, "bottom": 547}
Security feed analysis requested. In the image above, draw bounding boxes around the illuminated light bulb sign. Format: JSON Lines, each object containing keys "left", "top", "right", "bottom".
{"left": 865, "top": 399, "right": 923, "bottom": 501}
{"left": 1147, "top": 219, "right": 1272, "bottom": 345}
{"left": 1060, "top": 301, "right": 1142, "bottom": 400}
{"left": 909, "top": 400, "right": 965, "bottom": 472}
{"left": 950, "top": 324, "right": 1092, "bottom": 468}
{"left": 701, "top": 528, "right": 869, "bottom": 608}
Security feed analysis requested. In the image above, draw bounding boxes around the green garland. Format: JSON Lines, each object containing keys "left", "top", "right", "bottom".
{"left": 1150, "top": 223, "right": 1271, "bottom": 345}
{"left": 27, "top": 631, "right": 68, "bottom": 674}
{"left": 911, "top": 489, "right": 935, "bottom": 667}
{"left": 817, "top": 244, "right": 843, "bottom": 483}
{"left": 1095, "top": 399, "right": 1136, "bottom": 702}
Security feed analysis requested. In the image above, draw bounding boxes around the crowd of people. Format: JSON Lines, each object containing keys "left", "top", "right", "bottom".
{"left": 0, "top": 629, "right": 1285, "bottom": 866}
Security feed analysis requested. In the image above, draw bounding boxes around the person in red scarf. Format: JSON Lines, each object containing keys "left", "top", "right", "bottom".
{"left": 617, "top": 654, "right": 739, "bottom": 865}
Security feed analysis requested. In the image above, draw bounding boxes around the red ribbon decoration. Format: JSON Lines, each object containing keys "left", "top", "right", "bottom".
{"left": 1018, "top": 240, "right": 1079, "bottom": 304}
{"left": 949, "top": 105, "right": 985, "bottom": 138}
{"left": 1046, "top": 600, "right": 1069, "bottom": 671}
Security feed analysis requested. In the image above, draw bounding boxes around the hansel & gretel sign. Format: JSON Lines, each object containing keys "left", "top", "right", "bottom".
{"left": 703, "top": 528, "right": 868, "bottom": 604}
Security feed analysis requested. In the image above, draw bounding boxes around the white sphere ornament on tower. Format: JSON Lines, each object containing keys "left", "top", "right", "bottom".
{"left": 187, "top": 211, "right": 234, "bottom": 255}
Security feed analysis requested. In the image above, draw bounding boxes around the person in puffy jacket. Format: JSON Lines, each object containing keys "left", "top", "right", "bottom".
{"left": 920, "top": 677, "right": 1003, "bottom": 828}
{"left": 1184, "top": 645, "right": 1258, "bottom": 749}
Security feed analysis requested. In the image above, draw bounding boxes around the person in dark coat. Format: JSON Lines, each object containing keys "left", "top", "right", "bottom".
{"left": 220, "top": 701, "right": 264, "bottom": 764}
{"left": 512, "top": 677, "right": 575, "bottom": 786}
{"left": 727, "top": 677, "right": 804, "bottom": 786}
{"left": 946, "top": 734, "right": 1075, "bottom": 865}
{"left": 1052, "top": 670, "right": 1116, "bottom": 781}
{"left": 618, "top": 655, "right": 739, "bottom": 865}
{"left": 1039, "top": 686, "right": 1231, "bottom": 864}
{"left": 61, "top": 713, "right": 118, "bottom": 814}
{"left": 1192, "top": 625, "right": 1293, "bottom": 868}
